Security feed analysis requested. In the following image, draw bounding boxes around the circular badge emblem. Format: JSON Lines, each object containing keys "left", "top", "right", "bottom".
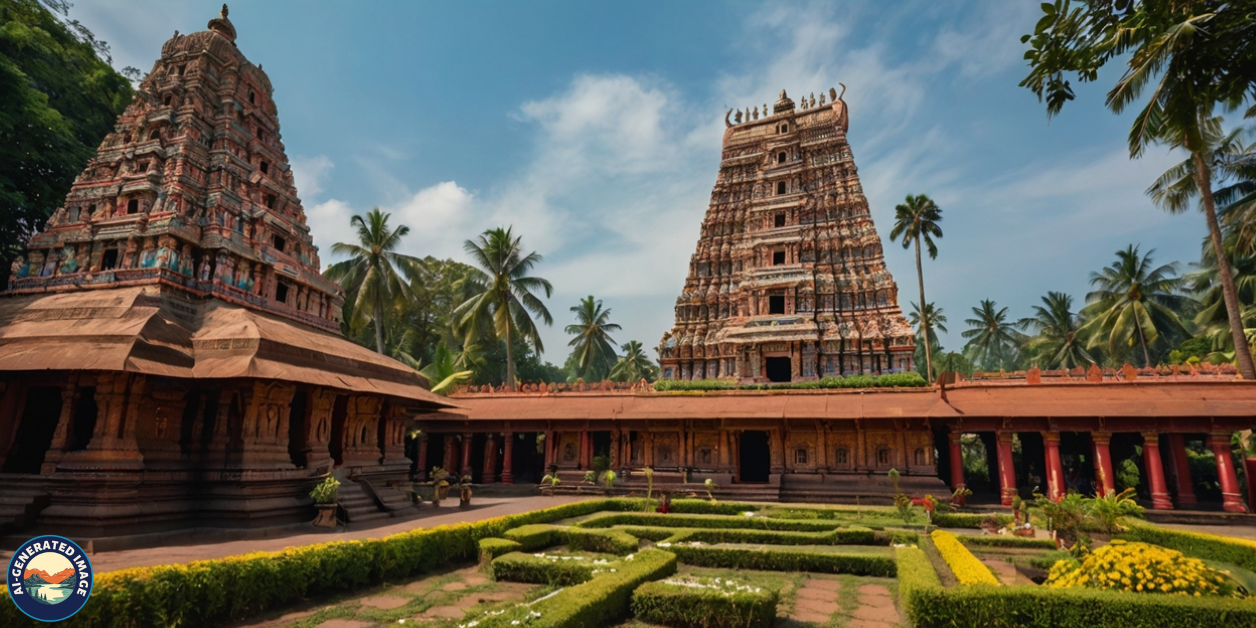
{"left": 6, "top": 535, "right": 93, "bottom": 622}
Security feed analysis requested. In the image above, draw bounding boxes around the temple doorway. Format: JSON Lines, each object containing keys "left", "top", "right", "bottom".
{"left": 329, "top": 394, "right": 347, "bottom": 466}
{"left": 739, "top": 430, "right": 771, "bottom": 482}
{"left": 3, "top": 387, "right": 61, "bottom": 474}
{"left": 287, "top": 389, "right": 308, "bottom": 467}
{"left": 425, "top": 433, "right": 447, "bottom": 476}
{"left": 765, "top": 357, "right": 791, "bottom": 382}
{"left": 1014, "top": 432, "right": 1047, "bottom": 500}
{"left": 511, "top": 432, "right": 544, "bottom": 484}
{"left": 470, "top": 433, "right": 488, "bottom": 483}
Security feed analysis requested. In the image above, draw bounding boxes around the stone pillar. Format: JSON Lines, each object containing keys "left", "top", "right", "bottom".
{"left": 483, "top": 433, "right": 497, "bottom": 482}
{"left": 41, "top": 378, "right": 79, "bottom": 474}
{"left": 59, "top": 372, "right": 144, "bottom": 471}
{"left": 380, "top": 405, "right": 410, "bottom": 472}
{"left": 415, "top": 432, "right": 429, "bottom": 481}
{"left": 1166, "top": 434, "right": 1196, "bottom": 507}
{"left": 996, "top": 430, "right": 1016, "bottom": 506}
{"left": 1209, "top": 432, "right": 1247, "bottom": 513}
{"left": 1091, "top": 431, "right": 1116, "bottom": 497}
{"left": 339, "top": 395, "right": 383, "bottom": 468}
{"left": 1044, "top": 431, "right": 1064, "bottom": 501}
{"left": 579, "top": 430, "right": 590, "bottom": 469}
{"left": 460, "top": 432, "right": 473, "bottom": 477}
{"left": 501, "top": 432, "right": 514, "bottom": 484}
{"left": 1141, "top": 432, "right": 1173, "bottom": 510}
{"left": 948, "top": 429, "right": 965, "bottom": 490}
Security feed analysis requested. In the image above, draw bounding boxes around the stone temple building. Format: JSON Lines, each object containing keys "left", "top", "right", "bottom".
{"left": 0, "top": 7, "right": 453, "bottom": 538}
{"left": 658, "top": 88, "right": 915, "bottom": 383}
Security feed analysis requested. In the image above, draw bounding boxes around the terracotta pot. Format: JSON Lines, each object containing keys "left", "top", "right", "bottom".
{"left": 312, "top": 503, "right": 338, "bottom": 528}
{"left": 435, "top": 484, "right": 450, "bottom": 501}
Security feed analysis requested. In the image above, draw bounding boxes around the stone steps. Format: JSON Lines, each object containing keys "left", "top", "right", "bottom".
{"left": 0, "top": 487, "right": 50, "bottom": 533}
{"left": 337, "top": 479, "right": 390, "bottom": 524}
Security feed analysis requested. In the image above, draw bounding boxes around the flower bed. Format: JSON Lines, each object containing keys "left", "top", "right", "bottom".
{"left": 631, "top": 576, "right": 778, "bottom": 628}
{"left": 475, "top": 549, "right": 677, "bottom": 628}
{"left": 1046, "top": 540, "right": 1237, "bottom": 596}
{"left": 491, "top": 552, "right": 619, "bottom": 586}
{"left": 931, "top": 530, "right": 1000, "bottom": 586}
{"left": 661, "top": 542, "right": 896, "bottom": 576}
{"left": 1119, "top": 521, "right": 1256, "bottom": 573}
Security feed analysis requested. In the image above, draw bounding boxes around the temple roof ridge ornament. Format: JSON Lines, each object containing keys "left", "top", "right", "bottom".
{"left": 208, "top": 4, "right": 237, "bottom": 44}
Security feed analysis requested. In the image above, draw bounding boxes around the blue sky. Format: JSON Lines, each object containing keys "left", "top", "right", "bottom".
{"left": 75, "top": 1, "right": 1206, "bottom": 362}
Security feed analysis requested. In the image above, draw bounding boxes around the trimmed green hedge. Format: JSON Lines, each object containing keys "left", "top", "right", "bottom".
{"left": 895, "top": 546, "right": 942, "bottom": 626}
{"left": 478, "top": 549, "right": 678, "bottom": 628}
{"left": 615, "top": 525, "right": 680, "bottom": 542}
{"left": 933, "top": 513, "right": 1014, "bottom": 529}
{"left": 662, "top": 544, "right": 896, "bottom": 576}
{"left": 663, "top": 526, "right": 881, "bottom": 546}
{"left": 578, "top": 512, "right": 841, "bottom": 532}
{"left": 478, "top": 538, "right": 523, "bottom": 564}
{"left": 0, "top": 499, "right": 631, "bottom": 628}
{"left": 490, "top": 551, "right": 600, "bottom": 586}
{"left": 1118, "top": 522, "right": 1256, "bottom": 574}
{"left": 631, "top": 578, "right": 778, "bottom": 628}
{"left": 565, "top": 527, "right": 640, "bottom": 555}
{"left": 907, "top": 584, "right": 1256, "bottom": 627}
{"left": 668, "top": 500, "right": 761, "bottom": 516}
{"left": 959, "top": 535, "right": 1057, "bottom": 550}
{"left": 503, "top": 523, "right": 562, "bottom": 550}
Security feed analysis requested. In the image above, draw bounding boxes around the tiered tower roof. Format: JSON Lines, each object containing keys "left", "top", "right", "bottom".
{"left": 10, "top": 5, "right": 341, "bottom": 332}
{"left": 659, "top": 88, "right": 915, "bottom": 382}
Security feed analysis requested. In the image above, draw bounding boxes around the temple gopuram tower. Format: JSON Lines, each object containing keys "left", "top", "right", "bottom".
{"left": 659, "top": 88, "right": 915, "bottom": 383}
{"left": 0, "top": 7, "right": 453, "bottom": 537}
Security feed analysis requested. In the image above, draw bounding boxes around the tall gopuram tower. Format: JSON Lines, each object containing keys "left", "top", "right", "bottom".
{"left": 659, "top": 88, "right": 916, "bottom": 383}
{"left": 0, "top": 7, "right": 454, "bottom": 537}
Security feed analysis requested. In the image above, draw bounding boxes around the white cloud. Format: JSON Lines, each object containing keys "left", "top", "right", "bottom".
{"left": 291, "top": 155, "right": 334, "bottom": 199}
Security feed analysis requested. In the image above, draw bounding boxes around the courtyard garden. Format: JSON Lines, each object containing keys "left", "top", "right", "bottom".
{"left": 6, "top": 492, "right": 1256, "bottom": 628}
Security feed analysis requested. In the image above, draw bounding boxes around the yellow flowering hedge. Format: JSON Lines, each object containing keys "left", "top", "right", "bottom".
{"left": 1047, "top": 540, "right": 1239, "bottom": 597}
{"left": 930, "top": 530, "right": 1000, "bottom": 586}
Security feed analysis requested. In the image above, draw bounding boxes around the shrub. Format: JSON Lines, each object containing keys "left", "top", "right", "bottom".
{"left": 0, "top": 498, "right": 629, "bottom": 628}
{"left": 478, "top": 538, "right": 523, "bottom": 564}
{"left": 873, "top": 372, "right": 928, "bottom": 387}
{"left": 933, "top": 512, "right": 1014, "bottom": 529}
{"left": 959, "top": 535, "right": 1057, "bottom": 550}
{"left": 1046, "top": 540, "right": 1237, "bottom": 596}
{"left": 653, "top": 379, "right": 736, "bottom": 392}
{"left": 663, "top": 526, "right": 881, "bottom": 546}
{"left": 907, "top": 585, "right": 1256, "bottom": 627}
{"left": 490, "top": 551, "right": 603, "bottom": 586}
{"left": 1118, "top": 522, "right": 1256, "bottom": 573}
{"left": 669, "top": 499, "right": 761, "bottom": 515}
{"left": 477, "top": 549, "right": 678, "bottom": 628}
{"left": 895, "top": 546, "right": 942, "bottom": 626}
{"left": 661, "top": 543, "right": 896, "bottom": 576}
{"left": 577, "top": 512, "right": 840, "bottom": 532}
{"left": 614, "top": 525, "right": 679, "bottom": 542}
{"left": 631, "top": 576, "right": 778, "bottom": 628}
{"left": 564, "top": 527, "right": 639, "bottom": 555}
{"left": 931, "top": 530, "right": 1000, "bottom": 586}
{"left": 503, "top": 523, "right": 562, "bottom": 551}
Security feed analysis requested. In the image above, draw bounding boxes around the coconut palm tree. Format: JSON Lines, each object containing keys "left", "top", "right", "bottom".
{"left": 908, "top": 302, "right": 947, "bottom": 337}
{"left": 414, "top": 343, "right": 474, "bottom": 395}
{"left": 610, "top": 341, "right": 659, "bottom": 383}
{"left": 1020, "top": 292, "right": 1094, "bottom": 369}
{"left": 565, "top": 295, "right": 621, "bottom": 381}
{"left": 1079, "top": 245, "right": 1193, "bottom": 367}
{"left": 1187, "top": 234, "right": 1256, "bottom": 361}
{"left": 454, "top": 227, "right": 553, "bottom": 390}
{"left": 961, "top": 299, "right": 1025, "bottom": 371}
{"left": 890, "top": 194, "right": 944, "bottom": 382}
{"left": 325, "top": 209, "right": 421, "bottom": 354}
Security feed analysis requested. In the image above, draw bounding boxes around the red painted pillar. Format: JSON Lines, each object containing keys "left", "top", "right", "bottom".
{"left": 1044, "top": 431, "right": 1064, "bottom": 501}
{"left": 460, "top": 432, "right": 473, "bottom": 477}
{"left": 482, "top": 433, "right": 497, "bottom": 482}
{"left": 1091, "top": 431, "right": 1116, "bottom": 497}
{"left": 580, "top": 430, "right": 590, "bottom": 469}
{"left": 1209, "top": 432, "right": 1247, "bottom": 513}
{"left": 444, "top": 435, "right": 457, "bottom": 475}
{"left": 501, "top": 432, "right": 515, "bottom": 484}
{"left": 1141, "top": 432, "right": 1173, "bottom": 510}
{"left": 996, "top": 431, "right": 1016, "bottom": 505}
{"left": 544, "top": 430, "right": 555, "bottom": 468}
{"left": 1166, "top": 434, "right": 1196, "bottom": 507}
{"left": 415, "top": 433, "right": 429, "bottom": 481}
{"left": 948, "top": 429, "right": 965, "bottom": 489}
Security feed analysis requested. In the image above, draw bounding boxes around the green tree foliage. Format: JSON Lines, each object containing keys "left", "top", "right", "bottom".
{"left": 325, "top": 209, "right": 422, "bottom": 354}
{"left": 908, "top": 301, "right": 946, "bottom": 379}
{"left": 890, "top": 194, "right": 943, "bottom": 382}
{"left": 1021, "top": 291, "right": 1094, "bottom": 369}
{"left": 414, "top": 343, "right": 473, "bottom": 395}
{"left": 1079, "top": 245, "right": 1193, "bottom": 367}
{"left": 0, "top": 0, "right": 134, "bottom": 271}
{"left": 564, "top": 295, "right": 621, "bottom": 381}
{"left": 609, "top": 340, "right": 659, "bottom": 383}
{"left": 454, "top": 226, "right": 553, "bottom": 390}
{"left": 1020, "top": 0, "right": 1256, "bottom": 378}
{"left": 961, "top": 299, "right": 1026, "bottom": 371}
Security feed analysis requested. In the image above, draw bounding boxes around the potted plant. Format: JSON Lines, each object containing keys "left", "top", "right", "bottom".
{"left": 430, "top": 466, "right": 451, "bottom": 506}
{"left": 540, "top": 472, "right": 561, "bottom": 496}
{"left": 703, "top": 478, "right": 717, "bottom": 503}
{"left": 459, "top": 474, "right": 473, "bottom": 508}
{"left": 950, "top": 484, "right": 973, "bottom": 508}
{"left": 310, "top": 476, "right": 340, "bottom": 528}
{"left": 599, "top": 470, "right": 618, "bottom": 495}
